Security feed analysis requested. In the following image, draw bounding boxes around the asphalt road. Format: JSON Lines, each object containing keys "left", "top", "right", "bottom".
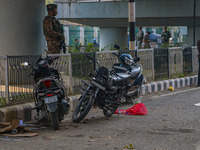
{"left": 1, "top": 86, "right": 200, "bottom": 150}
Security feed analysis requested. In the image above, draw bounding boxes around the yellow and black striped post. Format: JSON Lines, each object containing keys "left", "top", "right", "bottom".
{"left": 129, "top": 0, "right": 135, "bottom": 51}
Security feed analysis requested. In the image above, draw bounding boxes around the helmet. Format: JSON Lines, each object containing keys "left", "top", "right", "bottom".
{"left": 93, "top": 38, "right": 96, "bottom": 44}
{"left": 46, "top": 4, "right": 57, "bottom": 12}
{"left": 119, "top": 54, "right": 133, "bottom": 66}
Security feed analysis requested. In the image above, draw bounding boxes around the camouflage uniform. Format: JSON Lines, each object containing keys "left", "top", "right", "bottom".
{"left": 137, "top": 30, "right": 144, "bottom": 49}
{"left": 144, "top": 34, "right": 150, "bottom": 48}
{"left": 161, "top": 30, "right": 171, "bottom": 47}
{"left": 43, "top": 16, "right": 64, "bottom": 54}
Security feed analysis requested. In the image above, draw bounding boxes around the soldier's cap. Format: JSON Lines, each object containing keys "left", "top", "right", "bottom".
{"left": 46, "top": 4, "right": 57, "bottom": 11}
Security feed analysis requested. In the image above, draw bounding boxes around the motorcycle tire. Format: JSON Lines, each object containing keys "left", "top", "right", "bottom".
{"left": 50, "top": 112, "right": 59, "bottom": 130}
{"left": 103, "top": 105, "right": 118, "bottom": 118}
{"left": 72, "top": 94, "right": 95, "bottom": 123}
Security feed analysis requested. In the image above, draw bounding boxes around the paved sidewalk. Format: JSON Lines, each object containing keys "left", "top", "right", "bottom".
{"left": 0, "top": 75, "right": 198, "bottom": 122}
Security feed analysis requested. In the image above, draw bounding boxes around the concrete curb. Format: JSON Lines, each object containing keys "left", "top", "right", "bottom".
{"left": 0, "top": 103, "right": 35, "bottom": 122}
{"left": 0, "top": 75, "right": 198, "bottom": 122}
{"left": 141, "top": 75, "right": 198, "bottom": 94}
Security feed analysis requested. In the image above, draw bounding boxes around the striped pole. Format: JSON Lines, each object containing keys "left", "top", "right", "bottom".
{"left": 129, "top": 0, "right": 135, "bottom": 51}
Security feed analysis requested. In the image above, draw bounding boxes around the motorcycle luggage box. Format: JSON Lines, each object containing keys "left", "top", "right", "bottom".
{"left": 112, "top": 73, "right": 130, "bottom": 86}
{"left": 130, "top": 67, "right": 140, "bottom": 79}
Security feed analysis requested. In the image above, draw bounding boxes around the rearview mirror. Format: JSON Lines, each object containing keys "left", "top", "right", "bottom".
{"left": 88, "top": 72, "right": 94, "bottom": 77}
{"left": 134, "top": 57, "right": 140, "bottom": 63}
{"left": 21, "top": 62, "right": 29, "bottom": 67}
{"left": 114, "top": 44, "right": 120, "bottom": 50}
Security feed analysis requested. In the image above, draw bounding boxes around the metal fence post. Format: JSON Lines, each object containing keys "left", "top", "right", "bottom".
{"left": 181, "top": 48, "right": 183, "bottom": 75}
{"left": 4, "top": 56, "right": 9, "bottom": 104}
{"left": 167, "top": 48, "right": 170, "bottom": 79}
{"left": 191, "top": 46, "right": 194, "bottom": 74}
{"left": 152, "top": 49, "right": 155, "bottom": 81}
{"left": 94, "top": 52, "right": 96, "bottom": 71}
{"left": 68, "top": 54, "right": 74, "bottom": 95}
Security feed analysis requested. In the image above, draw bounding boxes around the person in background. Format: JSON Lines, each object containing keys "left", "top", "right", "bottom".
{"left": 43, "top": 4, "right": 66, "bottom": 54}
{"left": 161, "top": 26, "right": 171, "bottom": 48}
{"left": 93, "top": 39, "right": 99, "bottom": 47}
{"left": 74, "top": 39, "right": 80, "bottom": 50}
{"left": 137, "top": 27, "right": 144, "bottom": 49}
{"left": 143, "top": 32, "right": 151, "bottom": 49}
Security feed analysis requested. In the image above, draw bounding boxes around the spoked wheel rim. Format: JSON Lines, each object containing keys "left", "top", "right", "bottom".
{"left": 72, "top": 94, "right": 95, "bottom": 123}
{"left": 76, "top": 97, "right": 90, "bottom": 117}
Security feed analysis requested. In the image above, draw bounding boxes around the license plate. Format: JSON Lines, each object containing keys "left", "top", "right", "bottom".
{"left": 44, "top": 96, "right": 58, "bottom": 104}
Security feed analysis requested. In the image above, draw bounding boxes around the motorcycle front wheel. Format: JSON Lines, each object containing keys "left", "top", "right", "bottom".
{"left": 72, "top": 94, "right": 95, "bottom": 123}
{"left": 50, "top": 112, "right": 59, "bottom": 130}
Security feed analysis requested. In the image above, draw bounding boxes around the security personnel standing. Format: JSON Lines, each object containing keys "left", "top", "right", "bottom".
{"left": 137, "top": 27, "right": 144, "bottom": 49}
{"left": 161, "top": 26, "right": 171, "bottom": 48}
{"left": 43, "top": 4, "right": 66, "bottom": 54}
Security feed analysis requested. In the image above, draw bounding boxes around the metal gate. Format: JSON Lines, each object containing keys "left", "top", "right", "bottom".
{"left": 183, "top": 47, "right": 192, "bottom": 75}
{"left": 154, "top": 48, "right": 169, "bottom": 80}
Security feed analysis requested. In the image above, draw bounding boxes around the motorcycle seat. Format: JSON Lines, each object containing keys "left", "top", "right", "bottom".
{"left": 112, "top": 73, "right": 131, "bottom": 86}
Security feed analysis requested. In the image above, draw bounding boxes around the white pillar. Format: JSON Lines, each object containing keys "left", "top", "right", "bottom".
{"left": 63, "top": 26, "right": 69, "bottom": 46}
{"left": 0, "top": 0, "right": 46, "bottom": 55}
{"left": 129, "top": 0, "right": 136, "bottom": 50}
{"left": 80, "top": 26, "right": 85, "bottom": 46}
{"left": 187, "top": 26, "right": 200, "bottom": 47}
{"left": 100, "top": 28, "right": 128, "bottom": 51}
{"left": 93, "top": 27, "right": 99, "bottom": 43}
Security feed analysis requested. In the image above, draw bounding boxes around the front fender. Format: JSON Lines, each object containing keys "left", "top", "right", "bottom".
{"left": 46, "top": 102, "right": 58, "bottom": 112}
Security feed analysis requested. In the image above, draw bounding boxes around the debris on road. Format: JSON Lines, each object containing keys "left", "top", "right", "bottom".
{"left": 1, "top": 133, "right": 38, "bottom": 137}
{"left": 168, "top": 86, "right": 174, "bottom": 91}
{"left": 123, "top": 144, "right": 134, "bottom": 149}
{"left": 0, "top": 136, "right": 25, "bottom": 141}
{"left": 0, "top": 119, "right": 41, "bottom": 137}
{"left": 42, "top": 136, "right": 52, "bottom": 141}
{"left": 115, "top": 103, "right": 148, "bottom": 115}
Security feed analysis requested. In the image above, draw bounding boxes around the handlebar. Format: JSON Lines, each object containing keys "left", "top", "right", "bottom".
{"left": 87, "top": 55, "right": 100, "bottom": 69}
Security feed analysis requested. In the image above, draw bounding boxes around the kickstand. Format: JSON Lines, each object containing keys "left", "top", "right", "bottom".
{"left": 106, "top": 115, "right": 109, "bottom": 120}
{"left": 103, "top": 108, "right": 110, "bottom": 120}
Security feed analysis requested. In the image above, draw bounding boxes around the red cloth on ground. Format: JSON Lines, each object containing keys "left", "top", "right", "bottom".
{"left": 115, "top": 103, "right": 148, "bottom": 115}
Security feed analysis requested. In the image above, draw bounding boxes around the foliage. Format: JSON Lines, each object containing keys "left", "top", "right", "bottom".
{"left": 161, "top": 43, "right": 170, "bottom": 48}
{"left": 69, "top": 43, "right": 100, "bottom": 53}
{"left": 84, "top": 43, "right": 99, "bottom": 53}
{"left": 179, "top": 74, "right": 185, "bottom": 77}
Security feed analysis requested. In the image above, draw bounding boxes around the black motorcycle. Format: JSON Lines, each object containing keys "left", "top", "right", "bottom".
{"left": 21, "top": 55, "right": 70, "bottom": 130}
{"left": 72, "top": 55, "right": 131, "bottom": 123}
{"left": 112, "top": 44, "right": 144, "bottom": 102}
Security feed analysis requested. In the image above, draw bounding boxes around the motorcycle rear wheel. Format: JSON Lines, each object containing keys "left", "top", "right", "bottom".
{"left": 50, "top": 112, "right": 59, "bottom": 130}
{"left": 72, "top": 94, "right": 95, "bottom": 123}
